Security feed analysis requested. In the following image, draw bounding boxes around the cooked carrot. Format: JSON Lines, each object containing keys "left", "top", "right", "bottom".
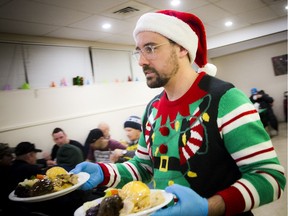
{"left": 36, "top": 174, "right": 45, "bottom": 179}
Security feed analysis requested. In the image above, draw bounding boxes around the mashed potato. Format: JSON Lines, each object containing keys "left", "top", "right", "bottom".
{"left": 84, "top": 181, "right": 165, "bottom": 216}
{"left": 46, "top": 166, "right": 68, "bottom": 179}
{"left": 119, "top": 181, "right": 151, "bottom": 213}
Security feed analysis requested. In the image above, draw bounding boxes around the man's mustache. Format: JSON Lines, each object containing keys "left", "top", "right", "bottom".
{"left": 143, "top": 65, "right": 156, "bottom": 73}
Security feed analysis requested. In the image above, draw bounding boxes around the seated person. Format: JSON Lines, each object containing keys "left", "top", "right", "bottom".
{"left": 56, "top": 142, "right": 84, "bottom": 171}
{"left": 85, "top": 128, "right": 126, "bottom": 163}
{"left": 110, "top": 115, "right": 142, "bottom": 163}
{"left": 9, "top": 142, "right": 43, "bottom": 190}
{"left": 45, "top": 127, "right": 85, "bottom": 167}
{"left": 98, "top": 122, "right": 112, "bottom": 139}
{"left": 83, "top": 122, "right": 124, "bottom": 158}
{"left": 5, "top": 142, "right": 96, "bottom": 216}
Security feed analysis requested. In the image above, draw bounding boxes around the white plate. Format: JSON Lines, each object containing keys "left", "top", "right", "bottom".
{"left": 74, "top": 189, "right": 173, "bottom": 216}
{"left": 9, "top": 172, "right": 90, "bottom": 203}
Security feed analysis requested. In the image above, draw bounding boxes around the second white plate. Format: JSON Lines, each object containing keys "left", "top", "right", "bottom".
{"left": 9, "top": 172, "right": 90, "bottom": 203}
{"left": 74, "top": 189, "right": 173, "bottom": 216}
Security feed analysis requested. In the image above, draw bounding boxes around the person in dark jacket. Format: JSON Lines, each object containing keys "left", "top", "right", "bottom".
{"left": 250, "top": 88, "right": 278, "bottom": 135}
{"left": 5, "top": 142, "right": 46, "bottom": 216}
{"left": 10, "top": 142, "right": 43, "bottom": 187}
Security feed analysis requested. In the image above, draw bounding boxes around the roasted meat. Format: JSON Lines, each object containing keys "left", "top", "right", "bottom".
{"left": 30, "top": 178, "right": 54, "bottom": 196}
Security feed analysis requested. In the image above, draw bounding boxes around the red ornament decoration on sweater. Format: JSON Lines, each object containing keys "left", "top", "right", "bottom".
{"left": 159, "top": 144, "right": 168, "bottom": 154}
{"left": 159, "top": 126, "right": 170, "bottom": 136}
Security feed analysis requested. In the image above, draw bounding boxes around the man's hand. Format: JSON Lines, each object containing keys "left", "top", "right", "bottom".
{"left": 46, "top": 159, "right": 56, "bottom": 166}
{"left": 152, "top": 184, "right": 208, "bottom": 216}
{"left": 70, "top": 162, "right": 104, "bottom": 190}
{"left": 110, "top": 149, "right": 124, "bottom": 163}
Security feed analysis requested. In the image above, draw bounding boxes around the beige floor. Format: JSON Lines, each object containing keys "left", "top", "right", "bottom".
{"left": 252, "top": 122, "right": 287, "bottom": 216}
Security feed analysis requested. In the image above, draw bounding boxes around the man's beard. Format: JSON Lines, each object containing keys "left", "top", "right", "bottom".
{"left": 144, "top": 67, "right": 169, "bottom": 88}
{"left": 144, "top": 50, "right": 179, "bottom": 88}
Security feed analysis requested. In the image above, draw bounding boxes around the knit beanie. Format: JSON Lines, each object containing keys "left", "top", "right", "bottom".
{"left": 133, "top": 10, "right": 217, "bottom": 76}
{"left": 124, "top": 116, "right": 142, "bottom": 131}
{"left": 56, "top": 144, "right": 83, "bottom": 171}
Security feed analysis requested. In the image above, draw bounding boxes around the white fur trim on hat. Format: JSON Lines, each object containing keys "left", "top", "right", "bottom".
{"left": 133, "top": 13, "right": 198, "bottom": 64}
{"left": 198, "top": 63, "right": 217, "bottom": 76}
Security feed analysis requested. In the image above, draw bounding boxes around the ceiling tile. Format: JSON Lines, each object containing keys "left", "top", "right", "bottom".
{"left": 32, "top": 0, "right": 129, "bottom": 13}
{"left": 0, "top": 0, "right": 90, "bottom": 26}
{"left": 45, "top": 27, "right": 111, "bottom": 41}
{"left": 208, "top": 15, "right": 250, "bottom": 32}
{"left": 269, "top": 1, "right": 288, "bottom": 16}
{"left": 238, "top": 6, "right": 279, "bottom": 24}
{"left": 136, "top": 0, "right": 210, "bottom": 12}
{"left": 191, "top": 4, "right": 231, "bottom": 23}
{"left": 100, "top": 1, "right": 154, "bottom": 20}
{"left": 69, "top": 15, "right": 132, "bottom": 34}
{"left": 0, "top": 19, "right": 59, "bottom": 35}
{"left": 214, "top": 0, "right": 265, "bottom": 14}
{"left": 96, "top": 34, "right": 134, "bottom": 45}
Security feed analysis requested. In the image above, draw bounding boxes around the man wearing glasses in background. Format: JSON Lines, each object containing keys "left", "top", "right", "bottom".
{"left": 72, "top": 10, "right": 286, "bottom": 215}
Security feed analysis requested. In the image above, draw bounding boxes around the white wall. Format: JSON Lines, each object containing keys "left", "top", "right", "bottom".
{"left": 0, "top": 82, "right": 163, "bottom": 155}
{"left": 212, "top": 41, "right": 287, "bottom": 122}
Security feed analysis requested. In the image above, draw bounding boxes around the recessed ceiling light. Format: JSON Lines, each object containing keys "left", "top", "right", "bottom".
{"left": 171, "top": 0, "right": 180, "bottom": 6}
{"left": 102, "top": 23, "right": 111, "bottom": 29}
{"left": 285, "top": 5, "right": 288, "bottom": 10}
{"left": 225, "top": 21, "right": 233, "bottom": 27}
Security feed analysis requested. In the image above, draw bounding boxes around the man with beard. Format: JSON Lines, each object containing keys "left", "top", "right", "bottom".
{"left": 71, "top": 10, "right": 286, "bottom": 216}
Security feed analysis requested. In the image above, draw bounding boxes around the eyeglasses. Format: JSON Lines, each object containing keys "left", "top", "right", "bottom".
{"left": 132, "top": 42, "right": 170, "bottom": 61}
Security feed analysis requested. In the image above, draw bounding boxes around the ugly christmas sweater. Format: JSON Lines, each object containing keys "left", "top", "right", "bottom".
{"left": 99, "top": 72, "right": 286, "bottom": 215}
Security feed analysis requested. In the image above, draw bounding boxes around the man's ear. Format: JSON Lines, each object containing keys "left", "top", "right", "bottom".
{"left": 179, "top": 46, "right": 189, "bottom": 59}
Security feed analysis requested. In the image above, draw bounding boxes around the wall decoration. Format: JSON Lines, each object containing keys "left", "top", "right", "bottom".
{"left": 271, "top": 54, "right": 287, "bottom": 76}
{"left": 73, "top": 76, "right": 84, "bottom": 86}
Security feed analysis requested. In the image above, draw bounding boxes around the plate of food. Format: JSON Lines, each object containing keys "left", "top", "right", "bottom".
{"left": 74, "top": 181, "right": 174, "bottom": 216}
{"left": 9, "top": 166, "right": 90, "bottom": 203}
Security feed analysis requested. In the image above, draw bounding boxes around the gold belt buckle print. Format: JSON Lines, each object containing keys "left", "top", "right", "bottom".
{"left": 159, "top": 155, "right": 169, "bottom": 172}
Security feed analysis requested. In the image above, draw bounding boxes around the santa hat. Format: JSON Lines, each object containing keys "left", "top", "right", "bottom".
{"left": 133, "top": 10, "right": 217, "bottom": 76}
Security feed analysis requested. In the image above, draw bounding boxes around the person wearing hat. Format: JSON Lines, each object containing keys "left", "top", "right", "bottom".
{"left": 85, "top": 128, "right": 126, "bottom": 163}
{"left": 56, "top": 142, "right": 84, "bottom": 172}
{"left": 6, "top": 141, "right": 45, "bottom": 216}
{"left": 72, "top": 10, "right": 286, "bottom": 215}
{"left": 83, "top": 122, "right": 126, "bottom": 159}
{"left": 3, "top": 142, "right": 92, "bottom": 216}
{"left": 0, "top": 143, "right": 44, "bottom": 216}
{"left": 9, "top": 142, "right": 43, "bottom": 188}
{"left": 110, "top": 115, "right": 142, "bottom": 163}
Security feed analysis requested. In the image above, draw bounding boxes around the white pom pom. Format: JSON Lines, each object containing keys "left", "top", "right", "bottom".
{"left": 198, "top": 63, "right": 217, "bottom": 76}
